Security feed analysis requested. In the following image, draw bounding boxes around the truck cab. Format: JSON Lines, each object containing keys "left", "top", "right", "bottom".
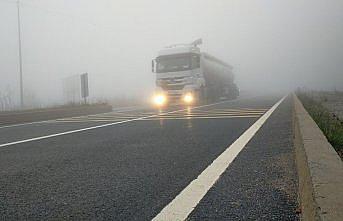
{"left": 152, "top": 39, "right": 205, "bottom": 106}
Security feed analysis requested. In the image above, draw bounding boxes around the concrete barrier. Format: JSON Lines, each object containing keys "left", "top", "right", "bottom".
{"left": 0, "top": 104, "right": 112, "bottom": 126}
{"left": 293, "top": 94, "right": 343, "bottom": 220}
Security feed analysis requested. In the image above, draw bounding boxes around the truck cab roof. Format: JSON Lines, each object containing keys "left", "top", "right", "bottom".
{"left": 157, "top": 44, "right": 200, "bottom": 57}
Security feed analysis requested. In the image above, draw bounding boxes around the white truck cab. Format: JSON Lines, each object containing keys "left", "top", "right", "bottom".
{"left": 152, "top": 39, "right": 205, "bottom": 106}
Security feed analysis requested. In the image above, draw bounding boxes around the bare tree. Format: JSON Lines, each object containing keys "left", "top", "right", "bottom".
{"left": 24, "top": 88, "right": 41, "bottom": 109}
{"left": 5, "top": 86, "right": 14, "bottom": 110}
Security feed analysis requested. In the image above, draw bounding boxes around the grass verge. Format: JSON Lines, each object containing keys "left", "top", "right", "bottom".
{"left": 297, "top": 92, "right": 343, "bottom": 159}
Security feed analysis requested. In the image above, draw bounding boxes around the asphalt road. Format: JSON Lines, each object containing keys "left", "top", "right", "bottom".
{"left": 0, "top": 95, "right": 298, "bottom": 220}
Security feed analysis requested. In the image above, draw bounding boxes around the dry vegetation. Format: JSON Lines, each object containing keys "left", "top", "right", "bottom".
{"left": 297, "top": 91, "right": 343, "bottom": 159}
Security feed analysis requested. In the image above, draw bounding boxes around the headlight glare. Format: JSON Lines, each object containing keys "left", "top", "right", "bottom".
{"left": 183, "top": 93, "right": 194, "bottom": 103}
{"left": 153, "top": 94, "right": 166, "bottom": 106}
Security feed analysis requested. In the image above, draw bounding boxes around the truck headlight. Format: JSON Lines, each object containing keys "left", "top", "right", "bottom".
{"left": 183, "top": 93, "right": 194, "bottom": 104}
{"left": 153, "top": 94, "right": 167, "bottom": 106}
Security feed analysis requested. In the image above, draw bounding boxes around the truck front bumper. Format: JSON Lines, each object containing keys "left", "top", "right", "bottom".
{"left": 153, "top": 90, "right": 196, "bottom": 107}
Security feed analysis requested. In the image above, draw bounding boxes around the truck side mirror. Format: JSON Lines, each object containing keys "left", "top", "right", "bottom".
{"left": 152, "top": 59, "right": 155, "bottom": 73}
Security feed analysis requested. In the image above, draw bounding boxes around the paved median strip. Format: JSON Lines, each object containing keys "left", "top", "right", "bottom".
{"left": 152, "top": 96, "right": 286, "bottom": 221}
{"left": 0, "top": 99, "right": 238, "bottom": 148}
{"left": 52, "top": 109, "right": 266, "bottom": 123}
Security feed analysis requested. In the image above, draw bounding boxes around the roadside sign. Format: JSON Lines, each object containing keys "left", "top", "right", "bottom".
{"left": 80, "top": 73, "right": 89, "bottom": 103}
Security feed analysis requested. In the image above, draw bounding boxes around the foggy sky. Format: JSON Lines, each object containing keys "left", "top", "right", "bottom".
{"left": 1, "top": 0, "right": 343, "bottom": 106}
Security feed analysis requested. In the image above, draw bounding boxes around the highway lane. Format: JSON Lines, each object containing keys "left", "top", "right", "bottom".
{"left": 0, "top": 94, "right": 297, "bottom": 220}
{"left": 188, "top": 96, "right": 298, "bottom": 220}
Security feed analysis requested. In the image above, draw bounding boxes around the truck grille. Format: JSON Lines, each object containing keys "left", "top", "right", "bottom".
{"left": 167, "top": 93, "right": 182, "bottom": 103}
{"left": 159, "top": 76, "right": 186, "bottom": 91}
{"left": 161, "top": 84, "right": 184, "bottom": 90}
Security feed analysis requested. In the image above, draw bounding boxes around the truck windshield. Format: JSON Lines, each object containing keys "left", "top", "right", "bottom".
{"left": 156, "top": 54, "right": 199, "bottom": 73}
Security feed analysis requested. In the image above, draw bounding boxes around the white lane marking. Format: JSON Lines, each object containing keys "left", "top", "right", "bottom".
{"left": 152, "top": 96, "right": 286, "bottom": 221}
{"left": 0, "top": 95, "right": 258, "bottom": 130}
{"left": 52, "top": 111, "right": 266, "bottom": 123}
{"left": 111, "top": 105, "right": 150, "bottom": 112}
{"left": 0, "top": 121, "right": 51, "bottom": 129}
{"left": 50, "top": 115, "right": 262, "bottom": 123}
{"left": 0, "top": 111, "right": 110, "bottom": 129}
{"left": 0, "top": 99, "right": 242, "bottom": 148}
{"left": 140, "top": 115, "right": 262, "bottom": 120}
{"left": 0, "top": 107, "right": 152, "bottom": 130}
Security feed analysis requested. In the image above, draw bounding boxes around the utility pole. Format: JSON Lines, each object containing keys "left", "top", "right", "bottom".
{"left": 17, "top": 0, "right": 24, "bottom": 108}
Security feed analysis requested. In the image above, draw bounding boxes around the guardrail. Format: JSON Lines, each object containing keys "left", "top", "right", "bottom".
{"left": 293, "top": 94, "right": 343, "bottom": 220}
{"left": 0, "top": 104, "right": 112, "bottom": 126}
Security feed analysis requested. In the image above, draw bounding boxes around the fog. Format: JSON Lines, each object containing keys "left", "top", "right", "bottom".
{"left": 1, "top": 0, "right": 343, "bottom": 108}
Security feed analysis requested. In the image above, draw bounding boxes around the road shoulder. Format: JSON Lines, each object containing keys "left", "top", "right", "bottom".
{"left": 188, "top": 95, "right": 299, "bottom": 220}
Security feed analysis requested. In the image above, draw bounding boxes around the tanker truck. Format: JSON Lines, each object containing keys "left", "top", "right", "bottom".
{"left": 151, "top": 39, "right": 239, "bottom": 106}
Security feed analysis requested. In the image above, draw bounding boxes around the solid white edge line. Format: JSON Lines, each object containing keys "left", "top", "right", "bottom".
{"left": 0, "top": 98, "right": 242, "bottom": 148}
{"left": 152, "top": 95, "right": 286, "bottom": 221}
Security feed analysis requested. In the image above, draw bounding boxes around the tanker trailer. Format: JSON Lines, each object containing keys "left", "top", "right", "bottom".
{"left": 151, "top": 39, "right": 239, "bottom": 106}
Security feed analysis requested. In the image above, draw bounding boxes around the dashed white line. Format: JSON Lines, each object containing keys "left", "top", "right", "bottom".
{"left": 152, "top": 95, "right": 286, "bottom": 221}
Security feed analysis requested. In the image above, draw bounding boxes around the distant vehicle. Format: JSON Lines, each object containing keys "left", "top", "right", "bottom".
{"left": 151, "top": 38, "right": 239, "bottom": 106}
